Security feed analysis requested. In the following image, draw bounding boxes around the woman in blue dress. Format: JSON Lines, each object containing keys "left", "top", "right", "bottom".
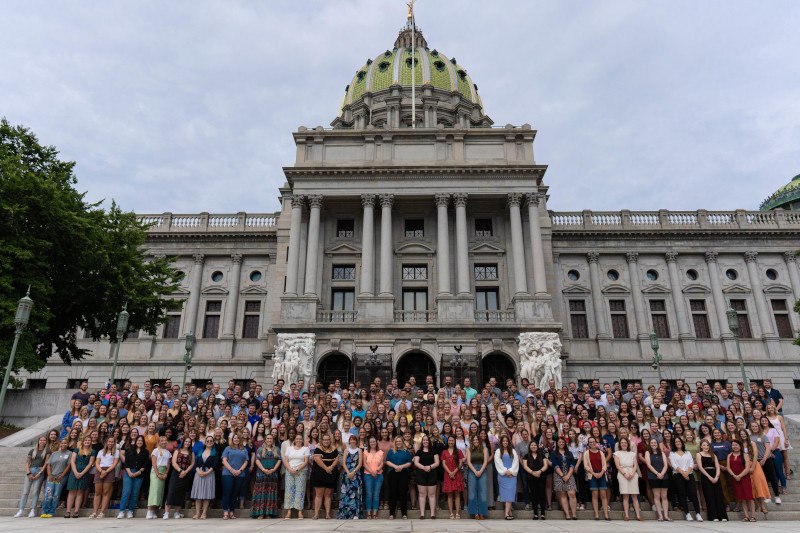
{"left": 337, "top": 434, "right": 364, "bottom": 519}
{"left": 494, "top": 434, "right": 519, "bottom": 520}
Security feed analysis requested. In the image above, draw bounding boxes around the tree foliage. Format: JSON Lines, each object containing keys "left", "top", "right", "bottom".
{"left": 0, "top": 118, "right": 181, "bottom": 378}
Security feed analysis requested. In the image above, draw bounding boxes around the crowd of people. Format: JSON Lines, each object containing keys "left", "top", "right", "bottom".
{"left": 12, "top": 372, "right": 792, "bottom": 522}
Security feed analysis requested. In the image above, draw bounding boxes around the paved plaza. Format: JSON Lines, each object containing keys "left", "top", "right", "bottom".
{"left": 1, "top": 518, "right": 800, "bottom": 533}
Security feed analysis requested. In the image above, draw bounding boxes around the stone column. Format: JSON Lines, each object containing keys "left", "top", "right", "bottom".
{"left": 379, "top": 194, "right": 395, "bottom": 296}
{"left": 284, "top": 195, "right": 305, "bottom": 295}
{"left": 665, "top": 251, "right": 692, "bottom": 337}
{"left": 626, "top": 252, "right": 648, "bottom": 337}
{"left": 453, "top": 193, "right": 470, "bottom": 295}
{"left": 183, "top": 254, "right": 205, "bottom": 336}
{"left": 360, "top": 194, "right": 375, "bottom": 296}
{"left": 587, "top": 251, "right": 609, "bottom": 338}
{"left": 303, "top": 195, "right": 323, "bottom": 296}
{"left": 507, "top": 193, "right": 529, "bottom": 296}
{"left": 705, "top": 251, "right": 730, "bottom": 337}
{"left": 784, "top": 251, "right": 800, "bottom": 301}
{"left": 435, "top": 193, "right": 451, "bottom": 295}
{"left": 745, "top": 251, "right": 774, "bottom": 337}
{"left": 221, "top": 254, "right": 243, "bottom": 339}
{"left": 525, "top": 193, "right": 548, "bottom": 296}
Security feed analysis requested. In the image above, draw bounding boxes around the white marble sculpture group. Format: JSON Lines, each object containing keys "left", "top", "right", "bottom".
{"left": 518, "top": 332, "right": 563, "bottom": 391}
{"left": 272, "top": 333, "right": 316, "bottom": 387}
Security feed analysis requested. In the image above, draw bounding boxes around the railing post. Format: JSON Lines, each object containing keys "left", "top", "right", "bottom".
{"left": 200, "top": 212, "right": 209, "bottom": 230}
{"left": 237, "top": 211, "right": 246, "bottom": 230}
{"left": 658, "top": 209, "right": 669, "bottom": 229}
{"left": 163, "top": 212, "right": 173, "bottom": 231}
{"left": 620, "top": 209, "right": 631, "bottom": 229}
{"left": 697, "top": 209, "right": 708, "bottom": 229}
{"left": 582, "top": 209, "right": 592, "bottom": 229}
{"left": 774, "top": 208, "right": 787, "bottom": 229}
{"left": 734, "top": 209, "right": 748, "bottom": 228}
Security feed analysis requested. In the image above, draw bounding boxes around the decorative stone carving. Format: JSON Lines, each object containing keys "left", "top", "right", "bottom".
{"left": 192, "top": 254, "right": 205, "bottom": 264}
{"left": 518, "top": 332, "right": 563, "bottom": 391}
{"left": 665, "top": 250, "right": 678, "bottom": 263}
{"left": 784, "top": 251, "right": 797, "bottom": 263}
{"left": 307, "top": 194, "right": 323, "bottom": 208}
{"left": 290, "top": 194, "right": 305, "bottom": 208}
{"left": 273, "top": 333, "right": 316, "bottom": 387}
{"left": 525, "top": 192, "right": 543, "bottom": 207}
{"left": 507, "top": 193, "right": 523, "bottom": 208}
{"left": 453, "top": 192, "right": 468, "bottom": 207}
{"left": 625, "top": 251, "right": 639, "bottom": 264}
{"left": 361, "top": 194, "right": 375, "bottom": 208}
{"left": 744, "top": 250, "right": 758, "bottom": 263}
{"left": 379, "top": 193, "right": 395, "bottom": 208}
{"left": 231, "top": 253, "right": 243, "bottom": 264}
{"left": 434, "top": 193, "right": 450, "bottom": 207}
{"left": 704, "top": 251, "right": 718, "bottom": 263}
{"left": 586, "top": 251, "right": 600, "bottom": 264}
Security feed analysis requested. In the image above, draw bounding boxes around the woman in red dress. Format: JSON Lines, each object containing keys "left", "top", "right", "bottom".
{"left": 726, "top": 440, "right": 755, "bottom": 522}
{"left": 441, "top": 436, "right": 465, "bottom": 519}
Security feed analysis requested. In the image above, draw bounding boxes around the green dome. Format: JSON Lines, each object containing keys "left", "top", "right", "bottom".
{"left": 760, "top": 173, "right": 800, "bottom": 211}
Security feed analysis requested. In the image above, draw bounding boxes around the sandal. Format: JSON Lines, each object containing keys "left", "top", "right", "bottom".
{"left": 455, "top": 513, "right": 461, "bottom": 519}
{"left": 65, "top": 512, "right": 71, "bottom": 518}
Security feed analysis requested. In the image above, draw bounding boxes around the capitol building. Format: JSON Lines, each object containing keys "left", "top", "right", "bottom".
{"left": 21, "top": 19, "right": 800, "bottom": 393}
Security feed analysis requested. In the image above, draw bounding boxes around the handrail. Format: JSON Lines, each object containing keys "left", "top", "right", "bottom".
{"left": 550, "top": 209, "right": 798, "bottom": 231}
{"left": 137, "top": 212, "right": 279, "bottom": 233}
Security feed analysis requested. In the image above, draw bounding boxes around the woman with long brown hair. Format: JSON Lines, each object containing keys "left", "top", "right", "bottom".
{"left": 494, "top": 433, "right": 519, "bottom": 520}
{"left": 90, "top": 437, "right": 119, "bottom": 518}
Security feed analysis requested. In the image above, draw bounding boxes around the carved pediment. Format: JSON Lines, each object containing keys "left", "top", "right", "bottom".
{"left": 325, "top": 242, "right": 362, "bottom": 255}
{"left": 682, "top": 283, "right": 712, "bottom": 294}
{"left": 601, "top": 284, "right": 630, "bottom": 294}
{"left": 201, "top": 286, "right": 229, "bottom": 295}
{"left": 722, "top": 283, "right": 751, "bottom": 294}
{"left": 240, "top": 285, "right": 268, "bottom": 295}
{"left": 562, "top": 284, "right": 592, "bottom": 295}
{"left": 395, "top": 241, "right": 435, "bottom": 255}
{"left": 171, "top": 287, "right": 191, "bottom": 297}
{"left": 763, "top": 283, "right": 793, "bottom": 294}
{"left": 641, "top": 284, "right": 671, "bottom": 294}
{"left": 469, "top": 242, "right": 505, "bottom": 254}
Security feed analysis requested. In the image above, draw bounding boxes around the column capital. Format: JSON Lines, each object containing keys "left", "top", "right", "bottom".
{"left": 361, "top": 194, "right": 376, "bottom": 208}
{"left": 453, "top": 192, "right": 468, "bottom": 208}
{"left": 506, "top": 193, "right": 523, "bottom": 208}
{"left": 434, "top": 193, "right": 450, "bottom": 208}
{"left": 625, "top": 251, "right": 639, "bottom": 264}
{"left": 784, "top": 251, "right": 797, "bottom": 263}
{"left": 290, "top": 194, "right": 305, "bottom": 208}
{"left": 704, "top": 251, "right": 718, "bottom": 263}
{"left": 525, "top": 192, "right": 544, "bottom": 207}
{"left": 665, "top": 250, "right": 678, "bottom": 263}
{"left": 379, "top": 193, "right": 395, "bottom": 208}
{"left": 192, "top": 254, "right": 205, "bottom": 265}
{"left": 307, "top": 194, "right": 323, "bottom": 208}
{"left": 587, "top": 251, "right": 600, "bottom": 264}
{"left": 231, "top": 253, "right": 243, "bottom": 264}
{"left": 744, "top": 250, "right": 758, "bottom": 263}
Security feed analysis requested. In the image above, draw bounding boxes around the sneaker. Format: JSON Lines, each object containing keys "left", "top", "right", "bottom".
{"left": 764, "top": 498, "right": 771, "bottom": 504}
{"left": 28, "top": 510, "right": 36, "bottom": 518}
{"left": 117, "top": 512, "right": 125, "bottom": 519}
{"left": 695, "top": 513, "right": 703, "bottom": 522}
{"left": 173, "top": 512, "right": 182, "bottom": 519}
{"left": 163, "top": 512, "right": 169, "bottom": 520}
{"left": 775, "top": 497, "right": 782, "bottom": 505}
{"left": 722, "top": 518, "right": 728, "bottom": 522}
{"left": 146, "top": 511, "right": 154, "bottom": 520}
{"left": 14, "top": 510, "right": 24, "bottom": 518}
{"left": 686, "top": 513, "right": 693, "bottom": 521}
{"left": 127, "top": 511, "right": 134, "bottom": 519}
{"left": 713, "top": 518, "right": 719, "bottom": 522}
{"left": 652, "top": 504, "right": 657, "bottom": 512}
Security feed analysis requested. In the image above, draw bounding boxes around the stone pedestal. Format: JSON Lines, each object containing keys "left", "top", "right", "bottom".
{"left": 357, "top": 295, "right": 395, "bottom": 323}
{"left": 436, "top": 294, "right": 475, "bottom": 323}
{"left": 513, "top": 294, "right": 554, "bottom": 322}
{"left": 279, "top": 295, "right": 319, "bottom": 323}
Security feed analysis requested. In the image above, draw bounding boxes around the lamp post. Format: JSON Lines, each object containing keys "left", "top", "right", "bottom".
{"left": 182, "top": 332, "right": 196, "bottom": 392}
{"left": 726, "top": 307, "right": 748, "bottom": 386}
{"left": 649, "top": 331, "right": 663, "bottom": 381}
{"left": 0, "top": 288, "right": 33, "bottom": 417}
{"left": 109, "top": 303, "right": 130, "bottom": 386}
{"left": 363, "top": 345, "right": 382, "bottom": 384}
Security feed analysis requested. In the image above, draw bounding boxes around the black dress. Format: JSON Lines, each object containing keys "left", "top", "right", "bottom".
{"left": 165, "top": 451, "right": 193, "bottom": 506}
{"left": 414, "top": 448, "right": 438, "bottom": 486}
{"left": 311, "top": 448, "right": 340, "bottom": 489}
{"left": 524, "top": 452, "right": 548, "bottom": 514}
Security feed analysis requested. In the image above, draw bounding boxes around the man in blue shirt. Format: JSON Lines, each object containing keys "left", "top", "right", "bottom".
{"left": 351, "top": 398, "right": 366, "bottom": 422}
{"left": 463, "top": 377, "right": 477, "bottom": 403}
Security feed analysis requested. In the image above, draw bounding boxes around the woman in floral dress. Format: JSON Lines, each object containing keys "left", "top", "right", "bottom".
{"left": 441, "top": 435, "right": 465, "bottom": 519}
{"left": 252, "top": 434, "right": 282, "bottom": 518}
{"left": 337, "top": 435, "right": 364, "bottom": 519}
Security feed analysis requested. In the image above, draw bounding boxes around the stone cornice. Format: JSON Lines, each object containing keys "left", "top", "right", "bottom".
{"left": 284, "top": 165, "right": 546, "bottom": 179}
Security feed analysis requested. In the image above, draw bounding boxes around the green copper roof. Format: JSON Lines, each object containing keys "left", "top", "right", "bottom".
{"left": 760, "top": 174, "right": 800, "bottom": 211}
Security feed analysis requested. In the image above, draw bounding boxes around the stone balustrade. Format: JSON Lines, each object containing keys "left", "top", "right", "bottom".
{"left": 136, "top": 212, "right": 279, "bottom": 233}
{"left": 550, "top": 209, "right": 800, "bottom": 231}
{"left": 394, "top": 310, "right": 437, "bottom": 323}
{"left": 316, "top": 310, "right": 358, "bottom": 323}
{"left": 474, "top": 310, "right": 517, "bottom": 322}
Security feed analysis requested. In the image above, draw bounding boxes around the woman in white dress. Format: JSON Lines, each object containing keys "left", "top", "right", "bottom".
{"left": 613, "top": 437, "right": 641, "bottom": 521}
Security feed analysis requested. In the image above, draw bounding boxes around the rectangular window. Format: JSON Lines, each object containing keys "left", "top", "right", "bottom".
{"left": 332, "top": 289, "right": 355, "bottom": 311}
{"left": 476, "top": 288, "right": 499, "bottom": 311}
{"left": 401, "top": 264, "right": 428, "bottom": 281}
{"left": 27, "top": 379, "right": 47, "bottom": 389}
{"left": 332, "top": 265, "right": 356, "bottom": 280}
{"left": 163, "top": 314, "right": 181, "bottom": 339}
{"left": 336, "top": 219, "right": 354, "bottom": 238}
{"left": 66, "top": 379, "right": 85, "bottom": 389}
{"left": 730, "top": 299, "right": 753, "bottom": 338}
{"left": 474, "top": 218, "right": 493, "bottom": 237}
{"left": 609, "top": 299, "right": 630, "bottom": 339}
{"left": 650, "top": 299, "right": 670, "bottom": 338}
{"left": 569, "top": 300, "right": 589, "bottom": 339}
{"left": 242, "top": 300, "right": 261, "bottom": 339}
{"left": 690, "top": 299, "right": 712, "bottom": 339}
{"left": 402, "top": 289, "right": 428, "bottom": 310}
{"left": 771, "top": 299, "right": 793, "bottom": 339}
{"left": 474, "top": 264, "right": 498, "bottom": 280}
{"left": 202, "top": 301, "right": 221, "bottom": 339}
{"left": 404, "top": 219, "right": 424, "bottom": 238}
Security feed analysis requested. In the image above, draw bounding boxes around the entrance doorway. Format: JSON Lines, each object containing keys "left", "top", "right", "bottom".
{"left": 481, "top": 352, "right": 516, "bottom": 388}
{"left": 396, "top": 351, "right": 437, "bottom": 388}
{"left": 316, "top": 352, "right": 353, "bottom": 387}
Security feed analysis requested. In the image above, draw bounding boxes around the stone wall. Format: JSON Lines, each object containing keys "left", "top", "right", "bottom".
{"left": 0, "top": 389, "right": 72, "bottom": 427}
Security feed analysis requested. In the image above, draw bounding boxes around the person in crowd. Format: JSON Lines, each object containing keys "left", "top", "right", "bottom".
{"left": 552, "top": 435, "right": 578, "bottom": 520}
{"left": 283, "top": 432, "right": 310, "bottom": 518}
{"left": 311, "top": 432, "right": 339, "bottom": 519}
{"left": 40, "top": 439, "right": 72, "bottom": 518}
{"left": 494, "top": 433, "right": 519, "bottom": 520}
{"left": 363, "top": 435, "right": 385, "bottom": 519}
{"left": 696, "top": 439, "right": 728, "bottom": 522}
{"left": 385, "top": 435, "right": 412, "bottom": 519}
{"left": 118, "top": 435, "right": 149, "bottom": 519}
{"left": 146, "top": 436, "right": 172, "bottom": 519}
{"left": 90, "top": 436, "right": 119, "bottom": 518}
{"left": 521, "top": 440, "right": 549, "bottom": 520}
{"left": 727, "top": 440, "right": 756, "bottom": 521}
{"left": 220, "top": 433, "right": 248, "bottom": 520}
{"left": 584, "top": 436, "right": 610, "bottom": 521}
{"left": 466, "top": 434, "right": 490, "bottom": 520}
{"left": 413, "top": 433, "right": 440, "bottom": 519}
{"left": 441, "top": 431, "right": 465, "bottom": 519}
{"left": 164, "top": 436, "right": 194, "bottom": 519}
{"left": 645, "top": 437, "right": 671, "bottom": 521}
{"left": 338, "top": 434, "right": 364, "bottom": 519}
{"left": 669, "top": 436, "right": 702, "bottom": 521}
{"left": 613, "top": 436, "right": 641, "bottom": 521}
{"left": 191, "top": 435, "right": 219, "bottom": 519}
{"left": 14, "top": 435, "right": 49, "bottom": 518}
{"left": 251, "top": 433, "right": 281, "bottom": 519}
{"left": 65, "top": 435, "right": 95, "bottom": 518}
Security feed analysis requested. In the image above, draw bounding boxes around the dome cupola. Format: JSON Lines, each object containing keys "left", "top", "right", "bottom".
{"left": 760, "top": 173, "right": 800, "bottom": 211}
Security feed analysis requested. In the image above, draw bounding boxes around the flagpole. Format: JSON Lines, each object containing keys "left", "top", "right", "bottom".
{"left": 409, "top": 0, "right": 416, "bottom": 128}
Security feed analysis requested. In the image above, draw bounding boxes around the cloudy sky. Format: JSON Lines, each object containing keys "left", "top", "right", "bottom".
{"left": 2, "top": 1, "right": 799, "bottom": 214}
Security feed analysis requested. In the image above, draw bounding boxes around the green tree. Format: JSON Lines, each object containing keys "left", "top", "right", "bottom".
{"left": 0, "top": 118, "right": 181, "bottom": 381}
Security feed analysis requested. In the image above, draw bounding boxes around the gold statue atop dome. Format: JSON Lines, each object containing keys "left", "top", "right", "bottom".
{"left": 407, "top": 0, "right": 416, "bottom": 22}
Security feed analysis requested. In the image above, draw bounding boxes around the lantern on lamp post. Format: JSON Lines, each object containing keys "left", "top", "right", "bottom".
{"left": 726, "top": 306, "right": 748, "bottom": 386}
{"left": 109, "top": 303, "right": 130, "bottom": 386}
{"left": 649, "top": 331, "right": 663, "bottom": 381}
{"left": 0, "top": 288, "right": 33, "bottom": 416}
